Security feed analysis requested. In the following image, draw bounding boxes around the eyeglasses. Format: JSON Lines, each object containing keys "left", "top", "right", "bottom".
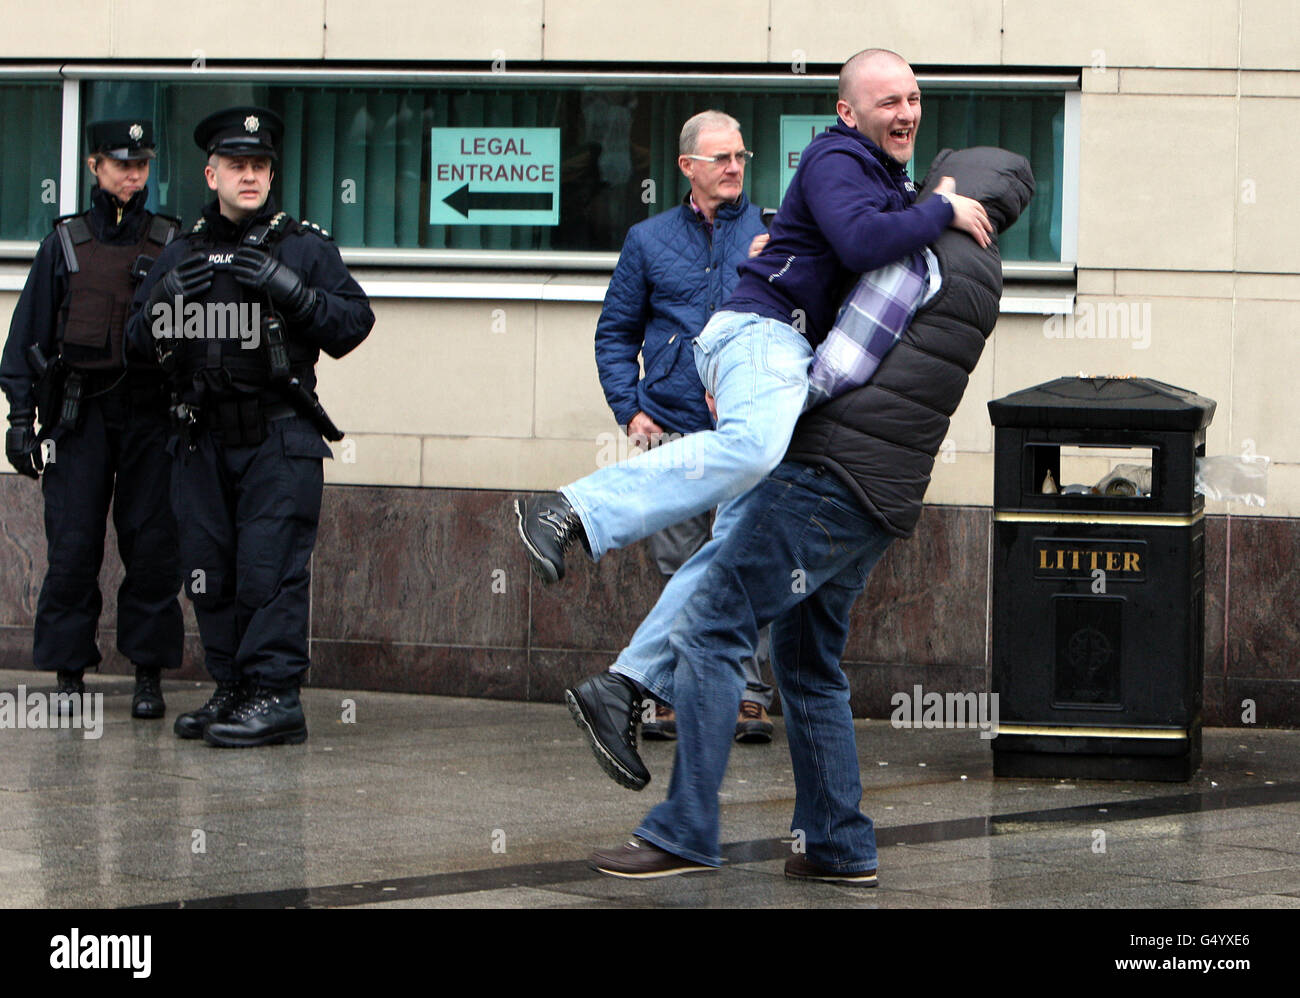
{"left": 682, "top": 151, "right": 755, "bottom": 166}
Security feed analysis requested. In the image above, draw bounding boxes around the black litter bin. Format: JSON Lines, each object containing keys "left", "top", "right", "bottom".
{"left": 987, "top": 376, "right": 1216, "bottom": 781}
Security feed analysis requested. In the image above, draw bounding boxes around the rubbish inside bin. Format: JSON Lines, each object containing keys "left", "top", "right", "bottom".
{"left": 1037, "top": 445, "right": 1156, "bottom": 499}
{"left": 1096, "top": 462, "right": 1153, "bottom": 497}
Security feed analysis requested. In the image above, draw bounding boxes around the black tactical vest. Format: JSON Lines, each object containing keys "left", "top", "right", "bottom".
{"left": 57, "top": 212, "right": 178, "bottom": 370}
{"left": 170, "top": 212, "right": 313, "bottom": 398}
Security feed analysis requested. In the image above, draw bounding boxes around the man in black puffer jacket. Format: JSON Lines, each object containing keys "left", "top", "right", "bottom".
{"left": 587, "top": 147, "right": 1034, "bottom": 882}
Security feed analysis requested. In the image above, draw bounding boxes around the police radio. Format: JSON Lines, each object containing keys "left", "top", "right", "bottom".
{"left": 129, "top": 254, "right": 156, "bottom": 284}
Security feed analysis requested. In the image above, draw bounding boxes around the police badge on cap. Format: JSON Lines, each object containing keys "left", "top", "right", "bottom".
{"left": 86, "top": 119, "right": 157, "bottom": 161}
{"left": 193, "top": 106, "right": 284, "bottom": 161}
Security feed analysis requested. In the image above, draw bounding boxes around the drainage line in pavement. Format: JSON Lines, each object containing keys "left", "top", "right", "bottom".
{"left": 132, "top": 780, "right": 1300, "bottom": 909}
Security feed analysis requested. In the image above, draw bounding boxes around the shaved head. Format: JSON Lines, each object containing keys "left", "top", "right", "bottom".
{"left": 838, "top": 48, "right": 909, "bottom": 102}
{"left": 836, "top": 48, "right": 921, "bottom": 165}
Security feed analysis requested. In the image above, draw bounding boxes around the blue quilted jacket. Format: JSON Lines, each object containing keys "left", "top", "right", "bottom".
{"left": 595, "top": 194, "right": 766, "bottom": 434}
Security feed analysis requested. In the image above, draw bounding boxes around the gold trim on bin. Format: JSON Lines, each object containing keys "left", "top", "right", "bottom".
{"left": 994, "top": 511, "right": 1203, "bottom": 527}
{"left": 996, "top": 724, "right": 1188, "bottom": 740}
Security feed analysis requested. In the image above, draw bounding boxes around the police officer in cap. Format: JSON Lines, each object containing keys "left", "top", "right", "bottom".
{"left": 127, "top": 106, "right": 373, "bottom": 747}
{"left": 1, "top": 119, "right": 184, "bottom": 718}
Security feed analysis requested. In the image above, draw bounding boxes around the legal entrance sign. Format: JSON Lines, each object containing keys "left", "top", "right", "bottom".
{"left": 778, "top": 116, "right": 836, "bottom": 202}
{"left": 429, "top": 128, "right": 561, "bottom": 226}
{"left": 778, "top": 115, "right": 916, "bottom": 203}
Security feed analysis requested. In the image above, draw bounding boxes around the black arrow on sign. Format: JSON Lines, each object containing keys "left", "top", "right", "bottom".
{"left": 442, "top": 183, "right": 554, "bottom": 218}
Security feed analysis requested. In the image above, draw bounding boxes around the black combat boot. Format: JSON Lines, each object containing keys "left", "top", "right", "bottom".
{"left": 174, "top": 681, "right": 245, "bottom": 740}
{"left": 203, "top": 686, "right": 308, "bottom": 748}
{"left": 514, "top": 492, "right": 588, "bottom": 584}
{"left": 131, "top": 665, "right": 165, "bottom": 719}
{"left": 55, "top": 670, "right": 85, "bottom": 718}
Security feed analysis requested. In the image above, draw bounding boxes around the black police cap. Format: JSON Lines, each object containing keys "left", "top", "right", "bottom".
{"left": 193, "top": 106, "right": 283, "bottom": 161}
{"left": 87, "top": 119, "right": 157, "bottom": 161}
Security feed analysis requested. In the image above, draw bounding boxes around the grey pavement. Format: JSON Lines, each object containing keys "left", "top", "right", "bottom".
{"left": 1, "top": 668, "right": 1298, "bottom": 909}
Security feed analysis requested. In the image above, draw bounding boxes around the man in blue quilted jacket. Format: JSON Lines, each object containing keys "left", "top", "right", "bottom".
{"left": 593, "top": 110, "right": 775, "bottom": 744}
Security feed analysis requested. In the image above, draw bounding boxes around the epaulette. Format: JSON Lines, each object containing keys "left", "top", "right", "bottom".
{"left": 190, "top": 217, "right": 208, "bottom": 234}
{"left": 243, "top": 212, "right": 292, "bottom": 248}
{"left": 298, "top": 218, "right": 332, "bottom": 241}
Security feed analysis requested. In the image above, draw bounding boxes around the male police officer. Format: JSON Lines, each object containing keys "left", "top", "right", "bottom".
{"left": 127, "top": 106, "right": 373, "bottom": 747}
{"left": 2, "top": 119, "right": 183, "bottom": 719}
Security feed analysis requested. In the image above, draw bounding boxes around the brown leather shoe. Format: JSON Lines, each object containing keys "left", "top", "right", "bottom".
{"left": 641, "top": 704, "right": 677, "bottom": 741}
{"left": 589, "top": 837, "right": 713, "bottom": 879}
{"left": 784, "top": 854, "right": 877, "bottom": 886}
{"left": 735, "top": 701, "right": 774, "bottom": 743}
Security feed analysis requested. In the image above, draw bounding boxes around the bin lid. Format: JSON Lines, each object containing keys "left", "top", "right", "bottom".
{"left": 988, "top": 377, "right": 1216, "bottom": 431}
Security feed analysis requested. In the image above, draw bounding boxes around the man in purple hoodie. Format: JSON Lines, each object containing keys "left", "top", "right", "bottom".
{"left": 520, "top": 50, "right": 993, "bottom": 793}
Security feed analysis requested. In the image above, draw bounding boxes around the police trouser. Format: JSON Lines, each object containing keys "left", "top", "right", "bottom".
{"left": 169, "top": 413, "right": 330, "bottom": 688}
{"left": 34, "top": 377, "right": 184, "bottom": 673}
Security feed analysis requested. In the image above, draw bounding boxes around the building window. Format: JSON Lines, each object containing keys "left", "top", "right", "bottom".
{"left": 0, "top": 82, "right": 62, "bottom": 242}
{"left": 83, "top": 74, "right": 1067, "bottom": 263}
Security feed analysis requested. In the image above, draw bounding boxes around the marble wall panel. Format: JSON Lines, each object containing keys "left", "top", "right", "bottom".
{"left": 1, "top": 480, "right": 1295, "bottom": 726}
{"left": 0, "top": 477, "right": 45, "bottom": 626}
{"left": 1225, "top": 517, "right": 1300, "bottom": 683}
{"left": 844, "top": 506, "right": 990, "bottom": 668}
{"left": 312, "top": 485, "right": 530, "bottom": 649}
{"left": 1224, "top": 678, "right": 1300, "bottom": 730}
{"left": 528, "top": 537, "right": 664, "bottom": 653}
{"left": 308, "top": 640, "right": 528, "bottom": 701}
{"left": 841, "top": 661, "right": 987, "bottom": 724}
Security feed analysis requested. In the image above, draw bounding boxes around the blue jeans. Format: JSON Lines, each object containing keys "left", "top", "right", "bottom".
{"left": 633, "top": 462, "right": 895, "bottom": 870}
{"left": 646, "top": 509, "right": 774, "bottom": 709}
{"left": 561, "top": 312, "right": 812, "bottom": 562}
{"left": 610, "top": 485, "right": 754, "bottom": 703}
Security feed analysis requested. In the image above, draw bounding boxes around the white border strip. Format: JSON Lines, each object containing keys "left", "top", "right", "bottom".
{"left": 59, "top": 79, "right": 80, "bottom": 217}
{"left": 3, "top": 268, "right": 1067, "bottom": 312}
{"left": 53, "top": 64, "right": 1080, "bottom": 91}
{"left": 1060, "top": 90, "right": 1081, "bottom": 265}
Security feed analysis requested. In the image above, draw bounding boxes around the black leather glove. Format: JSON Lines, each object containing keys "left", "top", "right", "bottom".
{"left": 148, "top": 252, "right": 215, "bottom": 312}
{"left": 6, "top": 408, "right": 43, "bottom": 479}
{"left": 230, "top": 247, "right": 317, "bottom": 322}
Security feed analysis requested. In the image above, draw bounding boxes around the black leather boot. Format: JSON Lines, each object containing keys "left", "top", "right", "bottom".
{"left": 203, "top": 686, "right": 308, "bottom": 747}
{"left": 131, "top": 665, "right": 165, "bottom": 719}
{"left": 565, "top": 671, "right": 650, "bottom": 790}
{"left": 174, "top": 681, "right": 245, "bottom": 739}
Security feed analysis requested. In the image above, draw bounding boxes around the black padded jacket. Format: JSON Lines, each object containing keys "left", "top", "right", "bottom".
{"left": 784, "top": 146, "right": 1036, "bottom": 537}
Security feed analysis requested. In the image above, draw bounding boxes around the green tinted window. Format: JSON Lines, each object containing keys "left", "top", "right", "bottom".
{"left": 0, "top": 83, "right": 62, "bottom": 241}
{"left": 85, "top": 78, "right": 1065, "bottom": 261}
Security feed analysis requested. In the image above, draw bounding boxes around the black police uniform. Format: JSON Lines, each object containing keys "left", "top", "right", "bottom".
{"left": 126, "top": 106, "right": 373, "bottom": 746}
{"left": 1, "top": 119, "right": 183, "bottom": 718}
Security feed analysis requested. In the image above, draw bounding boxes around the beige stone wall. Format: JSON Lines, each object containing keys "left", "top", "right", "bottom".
{"left": 3, "top": 0, "right": 1294, "bottom": 68}
{"left": 1, "top": 1, "right": 1296, "bottom": 515}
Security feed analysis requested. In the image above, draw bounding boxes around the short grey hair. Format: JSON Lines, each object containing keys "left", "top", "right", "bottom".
{"left": 679, "top": 110, "right": 743, "bottom": 155}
